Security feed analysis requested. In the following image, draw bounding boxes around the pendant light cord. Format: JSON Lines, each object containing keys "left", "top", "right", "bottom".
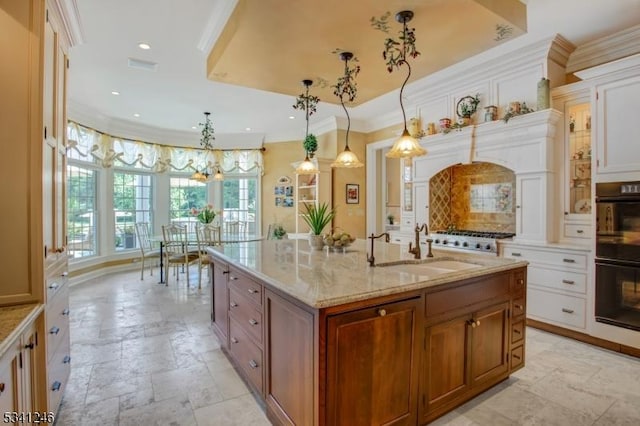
{"left": 304, "top": 84, "right": 310, "bottom": 154}
{"left": 340, "top": 58, "right": 351, "bottom": 150}
{"left": 399, "top": 20, "right": 412, "bottom": 132}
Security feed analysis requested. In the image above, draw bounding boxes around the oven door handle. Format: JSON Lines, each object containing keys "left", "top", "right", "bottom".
{"left": 595, "top": 196, "right": 640, "bottom": 203}
{"left": 595, "top": 257, "right": 640, "bottom": 268}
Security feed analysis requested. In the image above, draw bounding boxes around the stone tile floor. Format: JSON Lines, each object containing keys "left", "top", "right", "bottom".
{"left": 57, "top": 267, "right": 640, "bottom": 425}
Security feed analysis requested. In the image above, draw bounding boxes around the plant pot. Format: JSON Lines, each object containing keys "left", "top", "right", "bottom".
{"left": 308, "top": 234, "right": 324, "bottom": 251}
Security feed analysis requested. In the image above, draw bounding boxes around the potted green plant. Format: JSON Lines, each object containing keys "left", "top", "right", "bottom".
{"left": 273, "top": 224, "right": 287, "bottom": 240}
{"left": 301, "top": 202, "right": 336, "bottom": 250}
{"left": 387, "top": 214, "right": 395, "bottom": 225}
{"left": 303, "top": 134, "right": 318, "bottom": 158}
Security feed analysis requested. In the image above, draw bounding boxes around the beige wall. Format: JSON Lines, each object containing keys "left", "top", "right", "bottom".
{"left": 332, "top": 130, "right": 367, "bottom": 239}
{"left": 261, "top": 140, "right": 302, "bottom": 236}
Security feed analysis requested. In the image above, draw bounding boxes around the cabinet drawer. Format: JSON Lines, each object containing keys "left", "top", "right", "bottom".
{"left": 512, "top": 297, "right": 526, "bottom": 318}
{"left": 564, "top": 224, "right": 591, "bottom": 239}
{"left": 511, "top": 271, "right": 526, "bottom": 296}
{"left": 503, "top": 247, "right": 587, "bottom": 269}
{"left": 48, "top": 330, "right": 70, "bottom": 413}
{"left": 527, "top": 287, "right": 586, "bottom": 330}
{"left": 529, "top": 266, "right": 587, "bottom": 295}
{"left": 426, "top": 272, "right": 510, "bottom": 319}
{"left": 229, "top": 318, "right": 263, "bottom": 394}
{"left": 45, "top": 285, "right": 70, "bottom": 361}
{"left": 228, "top": 269, "right": 262, "bottom": 306}
{"left": 510, "top": 345, "right": 524, "bottom": 370}
{"left": 45, "top": 268, "right": 68, "bottom": 304}
{"left": 511, "top": 320, "right": 525, "bottom": 345}
{"left": 229, "top": 289, "right": 263, "bottom": 346}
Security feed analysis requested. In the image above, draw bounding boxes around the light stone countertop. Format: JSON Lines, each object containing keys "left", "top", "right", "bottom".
{"left": 0, "top": 303, "right": 43, "bottom": 358}
{"left": 207, "top": 239, "right": 528, "bottom": 309}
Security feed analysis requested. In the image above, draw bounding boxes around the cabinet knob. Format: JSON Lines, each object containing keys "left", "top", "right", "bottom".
{"left": 231, "top": 337, "right": 238, "bottom": 344}
{"left": 49, "top": 326, "right": 60, "bottom": 335}
{"left": 62, "top": 308, "right": 70, "bottom": 316}
{"left": 249, "top": 319, "right": 258, "bottom": 326}
{"left": 249, "top": 360, "right": 259, "bottom": 369}
{"left": 63, "top": 355, "right": 71, "bottom": 364}
{"left": 247, "top": 288, "right": 258, "bottom": 294}
{"left": 517, "top": 279, "right": 524, "bottom": 285}
{"left": 514, "top": 304, "right": 524, "bottom": 310}
{"left": 230, "top": 301, "right": 238, "bottom": 308}
{"left": 378, "top": 309, "right": 387, "bottom": 317}
{"left": 230, "top": 276, "right": 238, "bottom": 281}
{"left": 0, "top": 383, "right": 4, "bottom": 393}
{"left": 24, "top": 343, "right": 34, "bottom": 350}
{"left": 51, "top": 381, "right": 61, "bottom": 392}
{"left": 476, "top": 320, "right": 481, "bottom": 327}
{"left": 61, "top": 271, "right": 68, "bottom": 277}
{"left": 48, "top": 283, "right": 59, "bottom": 290}
{"left": 516, "top": 205, "right": 521, "bottom": 209}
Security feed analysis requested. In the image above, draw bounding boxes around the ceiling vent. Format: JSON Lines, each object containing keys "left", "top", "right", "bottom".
{"left": 127, "top": 57, "right": 158, "bottom": 72}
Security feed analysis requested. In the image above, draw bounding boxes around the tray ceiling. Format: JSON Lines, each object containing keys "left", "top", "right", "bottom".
{"left": 206, "top": 0, "right": 526, "bottom": 105}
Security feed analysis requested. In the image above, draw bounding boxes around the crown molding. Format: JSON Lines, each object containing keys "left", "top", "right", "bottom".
{"left": 68, "top": 100, "right": 264, "bottom": 148}
{"left": 567, "top": 24, "right": 640, "bottom": 73}
{"left": 197, "top": 0, "right": 238, "bottom": 53}
{"left": 52, "top": 0, "right": 85, "bottom": 47}
{"left": 575, "top": 52, "right": 640, "bottom": 81}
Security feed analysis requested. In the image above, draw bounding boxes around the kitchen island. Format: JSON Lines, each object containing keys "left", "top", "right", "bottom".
{"left": 207, "top": 239, "right": 528, "bottom": 425}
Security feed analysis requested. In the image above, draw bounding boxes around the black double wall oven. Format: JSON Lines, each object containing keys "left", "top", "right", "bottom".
{"left": 595, "top": 181, "right": 640, "bottom": 331}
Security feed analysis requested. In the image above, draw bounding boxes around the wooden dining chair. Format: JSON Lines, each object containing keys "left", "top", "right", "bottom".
{"left": 161, "top": 224, "right": 200, "bottom": 287}
{"left": 195, "top": 223, "right": 221, "bottom": 288}
{"left": 135, "top": 222, "right": 161, "bottom": 280}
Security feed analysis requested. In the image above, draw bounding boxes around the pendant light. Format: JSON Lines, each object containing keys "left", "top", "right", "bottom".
{"left": 295, "top": 79, "right": 319, "bottom": 174}
{"left": 331, "top": 52, "right": 364, "bottom": 168}
{"left": 190, "top": 112, "right": 221, "bottom": 182}
{"left": 385, "top": 11, "right": 426, "bottom": 159}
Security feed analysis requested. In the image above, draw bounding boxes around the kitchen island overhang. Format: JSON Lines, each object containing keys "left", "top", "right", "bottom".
{"left": 206, "top": 239, "right": 528, "bottom": 425}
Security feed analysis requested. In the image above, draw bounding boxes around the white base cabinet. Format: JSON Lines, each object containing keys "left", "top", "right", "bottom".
{"left": 500, "top": 242, "right": 591, "bottom": 333}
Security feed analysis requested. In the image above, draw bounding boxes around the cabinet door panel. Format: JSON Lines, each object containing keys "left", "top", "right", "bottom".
{"left": 327, "top": 298, "right": 420, "bottom": 426}
{"left": 212, "top": 262, "right": 229, "bottom": 344}
{"left": 423, "top": 315, "right": 470, "bottom": 413}
{"left": 470, "top": 302, "right": 510, "bottom": 386}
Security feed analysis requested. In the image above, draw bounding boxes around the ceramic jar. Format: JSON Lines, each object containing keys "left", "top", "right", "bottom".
{"left": 484, "top": 105, "right": 497, "bottom": 122}
{"left": 439, "top": 118, "right": 451, "bottom": 131}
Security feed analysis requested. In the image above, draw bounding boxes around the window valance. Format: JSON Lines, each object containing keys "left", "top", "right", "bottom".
{"left": 66, "top": 121, "right": 264, "bottom": 175}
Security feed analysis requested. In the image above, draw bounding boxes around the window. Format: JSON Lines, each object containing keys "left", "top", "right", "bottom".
{"left": 169, "top": 176, "right": 207, "bottom": 230}
{"left": 67, "top": 164, "right": 98, "bottom": 258}
{"left": 113, "top": 171, "right": 153, "bottom": 250}
{"left": 223, "top": 177, "right": 258, "bottom": 236}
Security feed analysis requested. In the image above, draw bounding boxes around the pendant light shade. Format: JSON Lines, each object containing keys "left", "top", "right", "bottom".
{"left": 295, "top": 79, "right": 320, "bottom": 174}
{"left": 385, "top": 11, "right": 427, "bottom": 160}
{"left": 213, "top": 166, "right": 224, "bottom": 181}
{"left": 332, "top": 51, "right": 363, "bottom": 168}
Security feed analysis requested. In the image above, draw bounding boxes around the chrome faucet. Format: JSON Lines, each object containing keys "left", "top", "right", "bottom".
{"left": 409, "top": 223, "right": 429, "bottom": 259}
{"left": 367, "top": 232, "right": 390, "bottom": 266}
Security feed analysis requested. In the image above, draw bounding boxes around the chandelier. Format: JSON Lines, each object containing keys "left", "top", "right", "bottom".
{"left": 385, "top": 10, "right": 427, "bottom": 159}
{"left": 191, "top": 112, "right": 224, "bottom": 182}
{"left": 331, "top": 51, "right": 363, "bottom": 168}
{"left": 294, "top": 79, "right": 320, "bottom": 174}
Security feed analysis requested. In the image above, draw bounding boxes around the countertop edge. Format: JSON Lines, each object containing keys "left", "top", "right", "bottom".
{"left": 0, "top": 303, "right": 44, "bottom": 358}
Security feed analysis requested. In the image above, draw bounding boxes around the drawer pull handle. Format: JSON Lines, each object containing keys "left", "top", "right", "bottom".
{"left": 247, "top": 288, "right": 258, "bottom": 294}
{"left": 50, "top": 326, "right": 60, "bottom": 335}
{"left": 576, "top": 229, "right": 584, "bottom": 234}
{"left": 230, "top": 302, "right": 238, "bottom": 308}
{"left": 0, "top": 383, "right": 4, "bottom": 393}
{"left": 513, "top": 329, "right": 521, "bottom": 334}
{"left": 24, "top": 343, "right": 34, "bottom": 350}
{"left": 514, "top": 304, "right": 524, "bottom": 310}
{"left": 48, "top": 283, "right": 59, "bottom": 290}
{"left": 378, "top": 309, "right": 387, "bottom": 317}
{"left": 517, "top": 279, "right": 524, "bottom": 285}
{"left": 249, "top": 360, "right": 259, "bottom": 369}
{"left": 61, "top": 271, "right": 68, "bottom": 277}
{"left": 562, "top": 258, "right": 576, "bottom": 263}
{"left": 249, "top": 319, "right": 258, "bottom": 326}
{"left": 222, "top": 270, "right": 230, "bottom": 274}
{"left": 562, "top": 279, "right": 575, "bottom": 285}
{"left": 62, "top": 308, "right": 70, "bottom": 316}
{"left": 511, "top": 252, "right": 522, "bottom": 257}
{"left": 51, "top": 381, "right": 61, "bottom": 392}
{"left": 63, "top": 355, "right": 71, "bottom": 364}
{"left": 562, "top": 308, "right": 574, "bottom": 314}
{"left": 513, "top": 354, "right": 521, "bottom": 360}
{"left": 230, "top": 276, "right": 238, "bottom": 281}
{"left": 231, "top": 337, "right": 238, "bottom": 344}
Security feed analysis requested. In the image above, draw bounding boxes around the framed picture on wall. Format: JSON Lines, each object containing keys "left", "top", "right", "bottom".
{"left": 346, "top": 184, "right": 359, "bottom": 204}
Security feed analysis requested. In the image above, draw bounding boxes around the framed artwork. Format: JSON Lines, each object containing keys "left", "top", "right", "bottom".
{"left": 346, "top": 184, "right": 359, "bottom": 204}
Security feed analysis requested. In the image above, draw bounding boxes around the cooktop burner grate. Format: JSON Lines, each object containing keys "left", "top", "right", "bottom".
{"left": 433, "top": 230, "right": 515, "bottom": 239}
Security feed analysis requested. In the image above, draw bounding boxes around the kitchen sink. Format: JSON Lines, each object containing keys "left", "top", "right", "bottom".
{"left": 376, "top": 258, "right": 483, "bottom": 276}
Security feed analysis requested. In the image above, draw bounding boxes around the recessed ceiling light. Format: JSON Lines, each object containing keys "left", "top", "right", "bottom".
{"left": 138, "top": 42, "right": 151, "bottom": 50}
{"left": 289, "top": 116, "right": 295, "bottom": 120}
{"left": 111, "top": 91, "right": 120, "bottom": 95}
{"left": 245, "top": 127, "right": 251, "bottom": 131}
{"left": 133, "top": 113, "right": 140, "bottom": 118}
{"left": 191, "top": 126, "right": 197, "bottom": 130}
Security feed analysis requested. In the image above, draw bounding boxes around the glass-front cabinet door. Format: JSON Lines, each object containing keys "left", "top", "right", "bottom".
{"left": 567, "top": 102, "right": 592, "bottom": 216}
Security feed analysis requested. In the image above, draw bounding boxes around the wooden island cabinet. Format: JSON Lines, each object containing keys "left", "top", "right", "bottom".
{"left": 208, "top": 241, "right": 527, "bottom": 425}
